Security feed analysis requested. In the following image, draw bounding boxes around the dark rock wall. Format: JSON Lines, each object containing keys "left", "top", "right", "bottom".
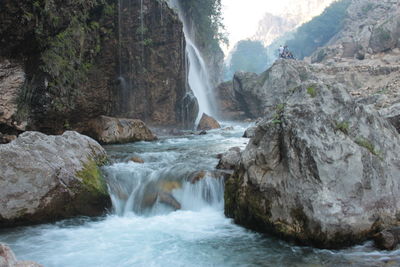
{"left": 0, "top": 0, "right": 197, "bottom": 134}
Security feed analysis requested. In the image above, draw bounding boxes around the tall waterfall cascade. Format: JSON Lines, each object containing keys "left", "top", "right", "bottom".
{"left": 167, "top": 0, "right": 217, "bottom": 124}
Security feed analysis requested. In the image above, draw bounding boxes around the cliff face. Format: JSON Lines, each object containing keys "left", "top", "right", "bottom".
{"left": 0, "top": 0, "right": 197, "bottom": 135}
{"left": 252, "top": 0, "right": 335, "bottom": 46}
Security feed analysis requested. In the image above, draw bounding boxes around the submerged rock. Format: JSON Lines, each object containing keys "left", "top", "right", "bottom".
{"left": 225, "top": 83, "right": 400, "bottom": 249}
{"left": 86, "top": 115, "right": 157, "bottom": 144}
{"left": 0, "top": 131, "right": 110, "bottom": 227}
{"left": 0, "top": 243, "right": 43, "bottom": 267}
{"left": 197, "top": 114, "right": 221, "bottom": 131}
{"left": 129, "top": 156, "right": 145, "bottom": 164}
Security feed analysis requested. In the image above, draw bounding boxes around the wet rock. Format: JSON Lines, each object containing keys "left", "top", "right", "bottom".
{"left": 0, "top": 243, "right": 43, "bottom": 267}
{"left": 0, "top": 132, "right": 16, "bottom": 144}
{"left": 0, "top": 131, "right": 110, "bottom": 227}
{"left": 189, "top": 170, "right": 207, "bottom": 184}
{"left": 158, "top": 192, "right": 181, "bottom": 211}
{"left": 197, "top": 114, "right": 221, "bottom": 131}
{"left": 374, "top": 227, "right": 400, "bottom": 250}
{"left": 189, "top": 170, "right": 231, "bottom": 184}
{"left": 130, "top": 156, "right": 145, "bottom": 164}
{"left": 216, "top": 147, "right": 241, "bottom": 170}
{"left": 243, "top": 126, "right": 256, "bottom": 138}
{"left": 198, "top": 130, "right": 207, "bottom": 135}
{"left": 225, "top": 82, "right": 400, "bottom": 249}
{"left": 159, "top": 181, "right": 182, "bottom": 192}
{"left": 86, "top": 115, "right": 157, "bottom": 144}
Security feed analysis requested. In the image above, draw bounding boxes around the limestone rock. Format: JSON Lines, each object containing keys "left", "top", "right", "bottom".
{"left": 197, "top": 114, "right": 221, "bottom": 131}
{"left": 215, "top": 81, "right": 246, "bottom": 121}
{"left": 233, "top": 60, "right": 310, "bottom": 118}
{"left": 0, "top": 60, "right": 26, "bottom": 132}
{"left": 86, "top": 116, "right": 157, "bottom": 144}
{"left": 374, "top": 227, "right": 400, "bottom": 250}
{"left": 225, "top": 82, "right": 400, "bottom": 248}
{"left": 380, "top": 103, "right": 400, "bottom": 134}
{"left": 0, "top": 131, "right": 110, "bottom": 227}
{"left": 243, "top": 126, "right": 257, "bottom": 138}
{"left": 0, "top": 244, "right": 43, "bottom": 267}
{"left": 216, "top": 147, "right": 241, "bottom": 170}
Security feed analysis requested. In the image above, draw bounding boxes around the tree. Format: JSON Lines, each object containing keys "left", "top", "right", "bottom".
{"left": 225, "top": 40, "right": 267, "bottom": 80}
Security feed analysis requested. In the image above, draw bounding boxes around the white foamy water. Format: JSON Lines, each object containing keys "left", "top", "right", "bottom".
{"left": 1, "top": 124, "right": 400, "bottom": 267}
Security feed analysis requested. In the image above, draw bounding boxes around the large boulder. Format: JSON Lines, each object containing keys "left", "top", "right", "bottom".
{"left": 197, "top": 113, "right": 221, "bottom": 131}
{"left": 225, "top": 82, "right": 400, "bottom": 249}
{"left": 215, "top": 81, "right": 247, "bottom": 120}
{"left": 0, "top": 131, "right": 110, "bottom": 227}
{"left": 0, "top": 244, "right": 42, "bottom": 267}
{"left": 233, "top": 60, "right": 310, "bottom": 118}
{"left": 86, "top": 115, "right": 157, "bottom": 144}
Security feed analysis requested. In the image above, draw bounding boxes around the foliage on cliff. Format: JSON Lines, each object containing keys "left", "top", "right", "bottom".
{"left": 0, "top": 0, "right": 116, "bottom": 130}
{"left": 177, "top": 0, "right": 227, "bottom": 52}
{"left": 286, "top": 0, "right": 351, "bottom": 59}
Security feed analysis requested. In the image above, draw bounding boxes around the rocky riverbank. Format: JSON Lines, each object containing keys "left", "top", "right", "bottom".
{"left": 0, "top": 131, "right": 110, "bottom": 227}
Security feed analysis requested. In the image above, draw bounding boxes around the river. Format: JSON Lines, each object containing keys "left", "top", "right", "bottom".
{"left": 1, "top": 123, "right": 399, "bottom": 266}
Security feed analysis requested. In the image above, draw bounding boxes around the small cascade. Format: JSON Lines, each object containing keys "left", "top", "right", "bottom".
{"left": 167, "top": 0, "right": 217, "bottom": 124}
{"left": 104, "top": 163, "right": 225, "bottom": 216}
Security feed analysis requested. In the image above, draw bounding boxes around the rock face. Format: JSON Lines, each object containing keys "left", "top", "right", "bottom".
{"left": 310, "top": 0, "right": 400, "bottom": 62}
{"left": 380, "top": 103, "right": 400, "bottom": 134}
{"left": 86, "top": 116, "right": 157, "bottom": 144}
{"left": 232, "top": 60, "right": 309, "bottom": 118}
{"left": 374, "top": 227, "right": 400, "bottom": 250}
{"left": 0, "top": 0, "right": 198, "bottom": 135}
{"left": 0, "top": 244, "right": 43, "bottom": 267}
{"left": 215, "top": 81, "right": 247, "bottom": 121}
{"left": 0, "top": 60, "right": 26, "bottom": 133}
{"left": 0, "top": 131, "right": 110, "bottom": 227}
{"left": 197, "top": 113, "right": 221, "bottom": 131}
{"left": 216, "top": 147, "right": 241, "bottom": 170}
{"left": 225, "top": 81, "right": 400, "bottom": 248}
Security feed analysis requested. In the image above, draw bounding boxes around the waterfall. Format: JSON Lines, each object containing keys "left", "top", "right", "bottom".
{"left": 167, "top": 0, "right": 217, "bottom": 124}
{"left": 103, "top": 162, "right": 225, "bottom": 216}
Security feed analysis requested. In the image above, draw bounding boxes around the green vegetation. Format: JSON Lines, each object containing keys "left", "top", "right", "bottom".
{"left": 285, "top": 0, "right": 351, "bottom": 59}
{"left": 178, "top": 0, "right": 227, "bottom": 53}
{"left": 307, "top": 86, "right": 317, "bottom": 98}
{"left": 76, "top": 159, "right": 108, "bottom": 195}
{"left": 355, "top": 137, "right": 382, "bottom": 159}
{"left": 334, "top": 121, "right": 350, "bottom": 135}
{"left": 224, "top": 40, "right": 268, "bottom": 80}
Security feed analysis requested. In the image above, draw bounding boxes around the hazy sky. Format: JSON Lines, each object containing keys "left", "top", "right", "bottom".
{"left": 221, "top": 0, "right": 293, "bottom": 52}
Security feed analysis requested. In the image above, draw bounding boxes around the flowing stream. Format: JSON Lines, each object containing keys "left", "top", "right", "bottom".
{"left": 1, "top": 124, "right": 400, "bottom": 266}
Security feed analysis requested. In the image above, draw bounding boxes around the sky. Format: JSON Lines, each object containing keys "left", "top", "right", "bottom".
{"left": 221, "top": 0, "right": 294, "bottom": 53}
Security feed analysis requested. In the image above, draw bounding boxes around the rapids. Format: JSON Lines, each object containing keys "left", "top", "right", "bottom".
{"left": 1, "top": 124, "right": 400, "bottom": 266}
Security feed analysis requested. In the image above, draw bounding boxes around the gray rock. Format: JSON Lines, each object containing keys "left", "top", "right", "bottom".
{"left": 225, "top": 82, "right": 400, "bottom": 248}
{"left": 0, "top": 243, "right": 43, "bottom": 267}
{"left": 216, "top": 147, "right": 241, "bottom": 170}
{"left": 233, "top": 60, "right": 312, "bottom": 118}
{"left": 380, "top": 103, "right": 400, "bottom": 134}
{"left": 243, "top": 126, "right": 257, "bottom": 138}
{"left": 374, "top": 227, "right": 400, "bottom": 250}
{"left": 86, "top": 115, "right": 157, "bottom": 144}
{"left": 0, "top": 60, "right": 26, "bottom": 132}
{"left": 0, "top": 131, "right": 110, "bottom": 227}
